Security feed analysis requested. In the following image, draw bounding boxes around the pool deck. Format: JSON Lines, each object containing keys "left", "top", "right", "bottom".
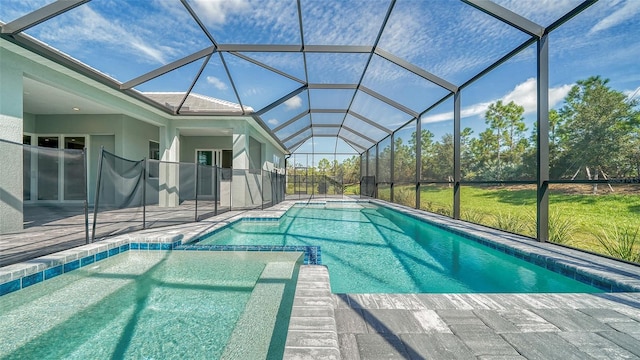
{"left": 2, "top": 198, "right": 640, "bottom": 359}
{"left": 286, "top": 264, "right": 640, "bottom": 359}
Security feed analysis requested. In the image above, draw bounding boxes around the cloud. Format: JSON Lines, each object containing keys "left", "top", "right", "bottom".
{"left": 625, "top": 86, "right": 640, "bottom": 102}
{"left": 129, "top": 39, "right": 167, "bottom": 65}
{"left": 189, "top": 0, "right": 250, "bottom": 26}
{"left": 242, "top": 87, "right": 261, "bottom": 97}
{"left": 486, "top": 0, "right": 580, "bottom": 24}
{"left": 590, "top": 0, "right": 640, "bottom": 34}
{"left": 31, "top": 4, "right": 205, "bottom": 66}
{"left": 267, "top": 118, "right": 279, "bottom": 125}
{"left": 191, "top": 0, "right": 299, "bottom": 43}
{"left": 375, "top": 1, "right": 539, "bottom": 84}
{"left": 206, "top": 76, "right": 228, "bottom": 91}
{"left": 284, "top": 95, "right": 303, "bottom": 110}
{"left": 301, "top": 1, "right": 388, "bottom": 45}
{"left": 422, "top": 78, "right": 573, "bottom": 123}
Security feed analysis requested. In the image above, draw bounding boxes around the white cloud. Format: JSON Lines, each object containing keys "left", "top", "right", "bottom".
{"left": 422, "top": 78, "right": 573, "bottom": 123}
{"left": 301, "top": 1, "right": 388, "bottom": 45}
{"left": 206, "top": 76, "right": 228, "bottom": 91}
{"left": 242, "top": 87, "right": 261, "bottom": 97}
{"left": 191, "top": 0, "right": 298, "bottom": 43}
{"left": 590, "top": 0, "right": 640, "bottom": 34}
{"left": 376, "top": 1, "right": 533, "bottom": 82}
{"left": 625, "top": 86, "right": 640, "bottom": 102}
{"left": 284, "top": 95, "right": 303, "bottom": 110}
{"left": 267, "top": 118, "right": 279, "bottom": 125}
{"left": 190, "top": 0, "right": 250, "bottom": 26}
{"left": 130, "top": 39, "right": 167, "bottom": 65}
{"left": 489, "top": 0, "right": 580, "bottom": 24}
{"left": 34, "top": 5, "right": 182, "bottom": 65}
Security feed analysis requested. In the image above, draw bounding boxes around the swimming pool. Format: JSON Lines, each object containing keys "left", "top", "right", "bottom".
{"left": 0, "top": 251, "right": 301, "bottom": 359}
{"left": 196, "top": 203, "right": 601, "bottom": 294}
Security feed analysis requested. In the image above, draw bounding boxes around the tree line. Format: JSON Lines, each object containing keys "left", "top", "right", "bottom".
{"left": 288, "top": 76, "right": 639, "bottom": 191}
{"left": 389, "top": 76, "right": 640, "bottom": 185}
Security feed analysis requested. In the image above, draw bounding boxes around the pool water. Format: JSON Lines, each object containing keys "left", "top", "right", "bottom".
{"left": 198, "top": 203, "right": 601, "bottom": 294}
{"left": 0, "top": 251, "right": 301, "bottom": 359}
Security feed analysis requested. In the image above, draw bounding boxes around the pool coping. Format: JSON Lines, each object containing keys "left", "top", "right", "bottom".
{"left": 2, "top": 198, "right": 640, "bottom": 296}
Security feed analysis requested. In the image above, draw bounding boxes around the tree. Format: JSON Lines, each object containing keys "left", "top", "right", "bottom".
{"left": 341, "top": 155, "right": 360, "bottom": 184}
{"left": 393, "top": 137, "right": 416, "bottom": 183}
{"left": 378, "top": 140, "right": 392, "bottom": 182}
{"left": 556, "top": 76, "right": 640, "bottom": 192}
{"left": 459, "top": 127, "right": 474, "bottom": 180}
{"left": 478, "top": 100, "right": 528, "bottom": 180}
{"left": 411, "top": 129, "right": 435, "bottom": 180}
{"left": 317, "top": 158, "right": 330, "bottom": 173}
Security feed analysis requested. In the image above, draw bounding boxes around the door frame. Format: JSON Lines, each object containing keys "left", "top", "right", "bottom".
{"left": 24, "top": 133, "right": 89, "bottom": 203}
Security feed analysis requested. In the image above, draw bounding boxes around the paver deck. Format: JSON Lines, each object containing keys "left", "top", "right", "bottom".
{"left": 286, "top": 265, "right": 640, "bottom": 360}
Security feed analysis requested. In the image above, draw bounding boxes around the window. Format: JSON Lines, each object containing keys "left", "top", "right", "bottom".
{"left": 149, "top": 141, "right": 160, "bottom": 160}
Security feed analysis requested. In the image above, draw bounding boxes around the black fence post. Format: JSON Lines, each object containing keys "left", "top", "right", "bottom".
{"left": 91, "top": 146, "right": 104, "bottom": 243}
{"left": 214, "top": 166, "right": 218, "bottom": 216}
{"left": 195, "top": 163, "right": 199, "bottom": 222}
{"left": 142, "top": 157, "right": 147, "bottom": 229}
{"left": 83, "top": 148, "right": 89, "bottom": 244}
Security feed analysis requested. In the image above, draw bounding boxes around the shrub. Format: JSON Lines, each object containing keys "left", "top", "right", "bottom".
{"left": 461, "top": 209, "right": 485, "bottom": 224}
{"left": 547, "top": 211, "right": 577, "bottom": 245}
{"left": 594, "top": 225, "right": 640, "bottom": 263}
{"left": 394, "top": 187, "right": 416, "bottom": 208}
{"left": 434, "top": 205, "right": 453, "bottom": 217}
{"left": 492, "top": 212, "right": 528, "bottom": 234}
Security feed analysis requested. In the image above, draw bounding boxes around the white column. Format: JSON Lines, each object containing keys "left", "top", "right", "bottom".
{"left": 231, "top": 125, "right": 251, "bottom": 208}
{"left": 0, "top": 61, "right": 24, "bottom": 233}
{"left": 159, "top": 126, "right": 180, "bottom": 207}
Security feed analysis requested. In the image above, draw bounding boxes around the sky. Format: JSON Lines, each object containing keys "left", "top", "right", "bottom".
{"left": 1, "top": 0, "right": 638, "bottom": 159}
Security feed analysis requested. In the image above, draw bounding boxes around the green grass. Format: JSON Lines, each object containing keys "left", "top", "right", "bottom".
{"left": 409, "top": 184, "right": 640, "bottom": 261}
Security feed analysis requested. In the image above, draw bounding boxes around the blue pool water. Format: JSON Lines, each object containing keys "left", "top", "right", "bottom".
{"left": 0, "top": 251, "right": 300, "bottom": 359}
{"left": 197, "top": 203, "right": 601, "bottom": 294}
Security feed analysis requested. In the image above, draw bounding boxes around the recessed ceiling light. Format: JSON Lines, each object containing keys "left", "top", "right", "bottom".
{"left": 72, "top": 107, "right": 80, "bottom": 111}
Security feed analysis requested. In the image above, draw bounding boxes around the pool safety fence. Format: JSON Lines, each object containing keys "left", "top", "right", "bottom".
{"left": 92, "top": 148, "right": 286, "bottom": 241}
{"left": 0, "top": 138, "right": 89, "bottom": 267}
{"left": 0, "top": 139, "right": 285, "bottom": 266}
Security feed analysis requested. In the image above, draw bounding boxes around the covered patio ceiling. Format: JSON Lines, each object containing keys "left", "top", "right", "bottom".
{"left": 0, "top": 0, "right": 594, "bottom": 154}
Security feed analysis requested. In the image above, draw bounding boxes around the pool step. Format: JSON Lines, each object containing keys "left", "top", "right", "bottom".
{"left": 222, "top": 261, "right": 298, "bottom": 360}
{"left": 284, "top": 265, "right": 341, "bottom": 360}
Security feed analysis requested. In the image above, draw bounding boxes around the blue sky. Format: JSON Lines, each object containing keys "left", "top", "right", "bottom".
{"left": 1, "top": 0, "right": 638, "bottom": 157}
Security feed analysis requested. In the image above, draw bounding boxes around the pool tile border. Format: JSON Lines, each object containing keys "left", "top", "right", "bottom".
{"left": 0, "top": 239, "right": 134, "bottom": 296}
{"left": 0, "top": 210, "right": 320, "bottom": 297}
{"left": 3, "top": 199, "right": 639, "bottom": 297}
{"left": 174, "top": 244, "right": 321, "bottom": 265}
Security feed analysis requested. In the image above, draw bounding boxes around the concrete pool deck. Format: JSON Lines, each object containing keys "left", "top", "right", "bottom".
{"left": 2, "top": 198, "right": 640, "bottom": 359}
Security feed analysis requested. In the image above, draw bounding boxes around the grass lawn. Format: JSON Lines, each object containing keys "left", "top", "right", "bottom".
{"left": 416, "top": 184, "right": 640, "bottom": 259}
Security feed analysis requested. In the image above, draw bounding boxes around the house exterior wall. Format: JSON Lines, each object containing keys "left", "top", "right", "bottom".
{"left": 32, "top": 114, "right": 159, "bottom": 203}
{"left": 0, "top": 49, "right": 24, "bottom": 232}
{"left": 179, "top": 136, "right": 232, "bottom": 163}
{"left": 0, "top": 38, "right": 288, "bottom": 232}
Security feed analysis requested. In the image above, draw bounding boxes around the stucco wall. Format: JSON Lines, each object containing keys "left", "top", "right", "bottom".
{"left": 0, "top": 49, "right": 24, "bottom": 232}
{"left": 179, "top": 136, "right": 232, "bottom": 163}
